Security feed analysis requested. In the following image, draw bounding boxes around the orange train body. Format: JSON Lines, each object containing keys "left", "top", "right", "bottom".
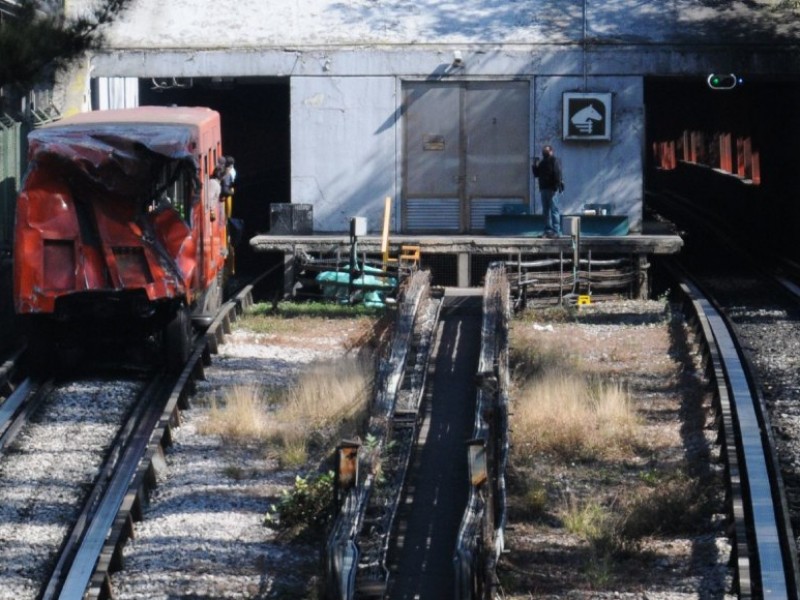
{"left": 13, "top": 106, "right": 229, "bottom": 366}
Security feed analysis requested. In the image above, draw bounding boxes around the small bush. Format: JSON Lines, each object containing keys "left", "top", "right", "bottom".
{"left": 561, "top": 495, "right": 635, "bottom": 559}
{"left": 264, "top": 471, "right": 335, "bottom": 537}
{"left": 585, "top": 552, "right": 615, "bottom": 588}
{"left": 561, "top": 495, "right": 612, "bottom": 542}
{"left": 521, "top": 481, "right": 549, "bottom": 518}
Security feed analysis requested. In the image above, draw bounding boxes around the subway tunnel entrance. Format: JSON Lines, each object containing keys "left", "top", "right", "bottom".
{"left": 138, "top": 77, "right": 290, "bottom": 279}
{"left": 645, "top": 76, "right": 800, "bottom": 261}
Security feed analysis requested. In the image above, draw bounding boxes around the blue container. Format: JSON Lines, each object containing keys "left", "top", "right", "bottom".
{"left": 484, "top": 214, "right": 629, "bottom": 237}
{"left": 485, "top": 214, "right": 546, "bottom": 236}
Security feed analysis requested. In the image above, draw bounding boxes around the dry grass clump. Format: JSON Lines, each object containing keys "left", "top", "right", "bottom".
{"left": 619, "top": 471, "right": 717, "bottom": 538}
{"left": 510, "top": 339, "right": 580, "bottom": 381}
{"left": 200, "top": 384, "right": 271, "bottom": 441}
{"left": 200, "top": 356, "right": 373, "bottom": 468}
{"left": 269, "top": 356, "right": 373, "bottom": 467}
{"left": 278, "top": 356, "right": 372, "bottom": 428}
{"left": 512, "top": 373, "right": 639, "bottom": 462}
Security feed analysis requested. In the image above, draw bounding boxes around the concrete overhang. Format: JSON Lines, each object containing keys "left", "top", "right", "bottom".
{"left": 90, "top": 42, "right": 800, "bottom": 81}
{"left": 88, "top": 0, "right": 800, "bottom": 79}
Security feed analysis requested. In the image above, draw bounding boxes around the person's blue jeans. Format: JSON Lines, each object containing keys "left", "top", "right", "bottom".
{"left": 541, "top": 189, "right": 561, "bottom": 235}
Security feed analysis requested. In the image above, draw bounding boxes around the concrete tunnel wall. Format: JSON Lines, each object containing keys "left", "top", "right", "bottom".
{"left": 73, "top": 0, "right": 800, "bottom": 234}
{"left": 289, "top": 73, "right": 644, "bottom": 233}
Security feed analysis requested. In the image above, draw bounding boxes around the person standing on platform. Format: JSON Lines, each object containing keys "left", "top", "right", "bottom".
{"left": 532, "top": 145, "right": 565, "bottom": 238}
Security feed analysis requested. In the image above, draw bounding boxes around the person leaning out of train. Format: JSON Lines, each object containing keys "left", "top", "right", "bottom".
{"left": 209, "top": 164, "right": 223, "bottom": 206}
{"left": 225, "top": 156, "right": 236, "bottom": 185}
{"left": 220, "top": 156, "right": 236, "bottom": 219}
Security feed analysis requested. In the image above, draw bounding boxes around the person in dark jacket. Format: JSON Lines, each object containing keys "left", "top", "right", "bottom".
{"left": 532, "top": 145, "right": 565, "bottom": 238}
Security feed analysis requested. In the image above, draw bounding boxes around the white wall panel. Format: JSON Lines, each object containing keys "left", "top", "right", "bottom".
{"left": 291, "top": 77, "right": 398, "bottom": 233}
{"left": 95, "top": 77, "right": 139, "bottom": 110}
{"left": 533, "top": 76, "right": 643, "bottom": 232}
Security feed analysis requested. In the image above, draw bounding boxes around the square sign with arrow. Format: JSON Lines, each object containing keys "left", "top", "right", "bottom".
{"left": 562, "top": 92, "right": 612, "bottom": 141}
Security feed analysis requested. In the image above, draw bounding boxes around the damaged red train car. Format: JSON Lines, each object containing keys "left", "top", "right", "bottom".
{"left": 13, "top": 106, "right": 229, "bottom": 371}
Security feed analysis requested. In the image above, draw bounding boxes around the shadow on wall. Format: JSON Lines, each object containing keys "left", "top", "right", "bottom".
{"left": 333, "top": 0, "right": 800, "bottom": 44}
{"left": 0, "top": 257, "right": 18, "bottom": 354}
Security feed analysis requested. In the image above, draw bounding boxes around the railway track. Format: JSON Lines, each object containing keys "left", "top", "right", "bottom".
{"left": 0, "top": 375, "right": 151, "bottom": 598}
{"left": 7, "top": 242, "right": 795, "bottom": 597}
{"left": 344, "top": 249, "right": 800, "bottom": 597}
{"left": 650, "top": 189, "right": 800, "bottom": 598}
{"left": 0, "top": 269, "right": 269, "bottom": 599}
{"left": 669, "top": 264, "right": 800, "bottom": 598}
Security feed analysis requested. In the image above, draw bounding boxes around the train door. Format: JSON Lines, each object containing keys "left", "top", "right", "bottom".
{"left": 402, "top": 81, "right": 529, "bottom": 233}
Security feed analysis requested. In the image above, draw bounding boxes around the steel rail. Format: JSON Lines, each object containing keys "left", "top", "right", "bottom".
{"left": 454, "top": 263, "right": 511, "bottom": 600}
{"left": 675, "top": 267, "right": 799, "bottom": 599}
{"left": 56, "top": 374, "right": 172, "bottom": 600}
{"left": 0, "top": 346, "right": 24, "bottom": 398}
{"left": 0, "top": 377, "right": 50, "bottom": 452}
{"left": 61, "top": 348, "right": 223, "bottom": 598}
{"left": 354, "top": 281, "right": 442, "bottom": 596}
{"left": 326, "top": 270, "right": 430, "bottom": 600}
{"left": 651, "top": 189, "right": 800, "bottom": 598}
{"left": 78, "top": 271, "right": 267, "bottom": 599}
{"left": 42, "top": 374, "right": 172, "bottom": 600}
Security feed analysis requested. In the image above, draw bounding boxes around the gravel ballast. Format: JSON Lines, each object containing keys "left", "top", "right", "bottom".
{"left": 0, "top": 379, "right": 143, "bottom": 600}
{"left": 111, "top": 323, "right": 367, "bottom": 599}
{"left": 99, "top": 300, "right": 735, "bottom": 598}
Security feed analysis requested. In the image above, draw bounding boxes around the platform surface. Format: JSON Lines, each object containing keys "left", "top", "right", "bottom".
{"left": 250, "top": 230, "right": 683, "bottom": 256}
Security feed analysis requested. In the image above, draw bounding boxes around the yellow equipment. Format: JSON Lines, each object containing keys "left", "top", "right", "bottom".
{"left": 381, "top": 197, "right": 420, "bottom": 272}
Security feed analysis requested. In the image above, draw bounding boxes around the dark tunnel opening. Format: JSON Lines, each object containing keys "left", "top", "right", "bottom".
{"left": 137, "top": 77, "right": 290, "bottom": 283}
{"left": 645, "top": 76, "right": 800, "bottom": 262}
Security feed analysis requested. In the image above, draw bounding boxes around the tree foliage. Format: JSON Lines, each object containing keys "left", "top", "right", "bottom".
{"left": 0, "top": 0, "right": 131, "bottom": 91}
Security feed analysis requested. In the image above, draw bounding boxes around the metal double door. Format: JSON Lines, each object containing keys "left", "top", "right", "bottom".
{"left": 403, "top": 81, "right": 529, "bottom": 233}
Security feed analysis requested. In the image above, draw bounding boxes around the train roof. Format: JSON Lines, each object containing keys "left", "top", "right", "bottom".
{"left": 24, "top": 106, "right": 221, "bottom": 199}
{"left": 28, "top": 106, "right": 220, "bottom": 166}
{"left": 41, "top": 106, "right": 220, "bottom": 129}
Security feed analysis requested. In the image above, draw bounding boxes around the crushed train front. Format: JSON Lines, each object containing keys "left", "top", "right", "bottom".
{"left": 12, "top": 107, "right": 226, "bottom": 368}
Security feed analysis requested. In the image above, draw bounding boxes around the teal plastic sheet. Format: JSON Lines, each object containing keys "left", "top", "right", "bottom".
{"left": 316, "top": 265, "right": 396, "bottom": 306}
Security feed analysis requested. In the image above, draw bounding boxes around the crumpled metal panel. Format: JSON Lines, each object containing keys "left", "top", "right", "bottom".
{"left": 13, "top": 107, "right": 217, "bottom": 316}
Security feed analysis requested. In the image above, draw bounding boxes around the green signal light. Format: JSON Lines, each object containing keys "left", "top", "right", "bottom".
{"left": 707, "top": 73, "right": 738, "bottom": 90}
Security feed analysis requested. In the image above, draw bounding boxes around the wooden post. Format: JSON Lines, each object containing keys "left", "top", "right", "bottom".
{"left": 635, "top": 254, "right": 650, "bottom": 299}
{"left": 458, "top": 253, "right": 469, "bottom": 288}
{"left": 283, "top": 251, "right": 294, "bottom": 298}
{"left": 381, "top": 196, "right": 392, "bottom": 269}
